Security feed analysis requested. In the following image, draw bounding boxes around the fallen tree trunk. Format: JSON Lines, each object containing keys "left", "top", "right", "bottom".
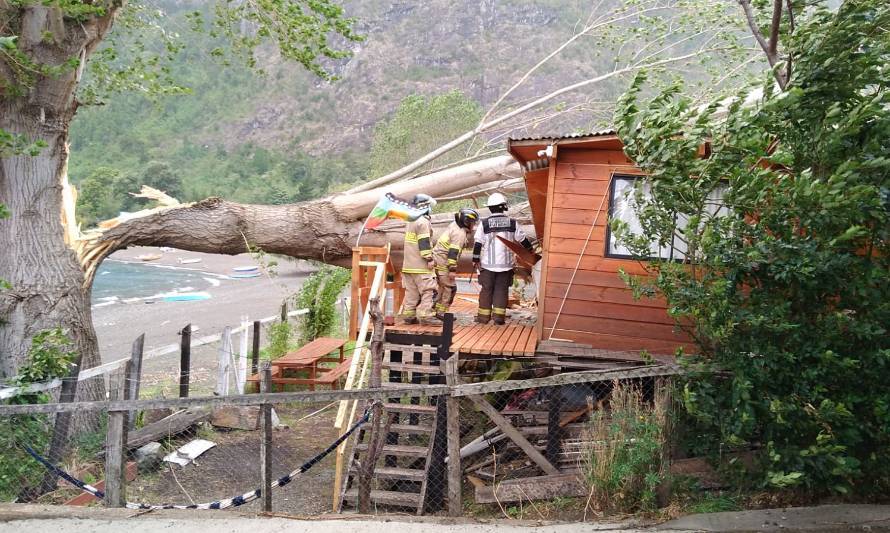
{"left": 79, "top": 155, "right": 527, "bottom": 277}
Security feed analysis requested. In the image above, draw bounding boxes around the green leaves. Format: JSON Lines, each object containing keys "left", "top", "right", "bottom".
{"left": 15, "top": 328, "right": 76, "bottom": 385}
{"left": 614, "top": 0, "right": 890, "bottom": 496}
{"left": 296, "top": 266, "right": 350, "bottom": 344}
{"left": 370, "top": 90, "right": 483, "bottom": 178}
{"left": 0, "top": 128, "right": 46, "bottom": 157}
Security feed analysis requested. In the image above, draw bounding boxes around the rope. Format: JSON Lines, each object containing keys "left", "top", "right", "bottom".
{"left": 548, "top": 174, "right": 614, "bottom": 340}
{"left": 24, "top": 402, "right": 379, "bottom": 510}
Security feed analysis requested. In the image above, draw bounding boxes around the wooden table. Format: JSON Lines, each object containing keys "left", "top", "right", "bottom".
{"left": 248, "top": 337, "right": 346, "bottom": 391}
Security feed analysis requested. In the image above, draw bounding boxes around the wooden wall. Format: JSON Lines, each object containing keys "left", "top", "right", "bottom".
{"left": 537, "top": 146, "right": 694, "bottom": 355}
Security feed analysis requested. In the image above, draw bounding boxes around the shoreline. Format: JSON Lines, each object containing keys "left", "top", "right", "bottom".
{"left": 93, "top": 247, "right": 316, "bottom": 365}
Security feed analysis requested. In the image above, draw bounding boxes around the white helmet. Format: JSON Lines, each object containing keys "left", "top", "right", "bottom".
{"left": 486, "top": 192, "right": 507, "bottom": 208}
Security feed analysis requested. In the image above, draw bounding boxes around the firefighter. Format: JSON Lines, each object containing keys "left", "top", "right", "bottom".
{"left": 399, "top": 194, "right": 438, "bottom": 325}
{"left": 432, "top": 207, "right": 479, "bottom": 319}
{"left": 472, "top": 193, "right": 534, "bottom": 325}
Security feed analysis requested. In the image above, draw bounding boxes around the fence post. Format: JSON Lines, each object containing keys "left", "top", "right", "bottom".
{"left": 358, "top": 298, "right": 385, "bottom": 513}
{"left": 280, "top": 301, "right": 288, "bottom": 323}
{"left": 259, "top": 363, "right": 273, "bottom": 512}
{"left": 444, "top": 352, "right": 461, "bottom": 517}
{"left": 216, "top": 326, "right": 232, "bottom": 396}
{"left": 238, "top": 316, "right": 250, "bottom": 393}
{"left": 179, "top": 324, "right": 191, "bottom": 398}
{"left": 127, "top": 334, "right": 145, "bottom": 430}
{"left": 251, "top": 320, "right": 261, "bottom": 375}
{"left": 105, "top": 362, "right": 131, "bottom": 507}
{"left": 546, "top": 386, "right": 562, "bottom": 465}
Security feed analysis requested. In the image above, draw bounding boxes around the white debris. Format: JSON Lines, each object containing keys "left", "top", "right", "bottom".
{"left": 163, "top": 439, "right": 217, "bottom": 467}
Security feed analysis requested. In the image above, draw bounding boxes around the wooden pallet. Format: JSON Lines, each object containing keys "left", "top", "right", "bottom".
{"left": 339, "top": 341, "right": 443, "bottom": 515}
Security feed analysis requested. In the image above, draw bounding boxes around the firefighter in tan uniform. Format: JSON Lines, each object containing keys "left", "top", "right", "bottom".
{"left": 432, "top": 208, "right": 479, "bottom": 318}
{"left": 399, "top": 195, "right": 438, "bottom": 325}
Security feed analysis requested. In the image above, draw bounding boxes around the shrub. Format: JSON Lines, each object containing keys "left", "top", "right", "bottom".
{"left": 266, "top": 320, "right": 292, "bottom": 359}
{"left": 614, "top": 1, "right": 890, "bottom": 495}
{"left": 0, "top": 328, "right": 76, "bottom": 500}
{"left": 296, "top": 266, "right": 350, "bottom": 344}
{"left": 583, "top": 381, "right": 670, "bottom": 514}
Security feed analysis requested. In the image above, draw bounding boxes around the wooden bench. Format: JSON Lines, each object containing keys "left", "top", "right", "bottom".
{"left": 314, "top": 358, "right": 353, "bottom": 389}
{"left": 247, "top": 337, "right": 347, "bottom": 391}
{"left": 246, "top": 365, "right": 281, "bottom": 390}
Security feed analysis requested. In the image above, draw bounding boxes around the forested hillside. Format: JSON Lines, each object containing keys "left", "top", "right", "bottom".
{"left": 68, "top": 0, "right": 621, "bottom": 224}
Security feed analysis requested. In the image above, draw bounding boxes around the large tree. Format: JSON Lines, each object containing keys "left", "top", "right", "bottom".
{"left": 0, "top": 0, "right": 362, "bottom": 379}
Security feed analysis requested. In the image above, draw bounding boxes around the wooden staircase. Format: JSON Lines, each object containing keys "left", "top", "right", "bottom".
{"left": 340, "top": 339, "right": 446, "bottom": 514}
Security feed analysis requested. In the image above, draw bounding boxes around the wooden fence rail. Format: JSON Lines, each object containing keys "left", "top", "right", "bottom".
{"left": 4, "top": 362, "right": 684, "bottom": 511}
{"left": 0, "top": 364, "right": 681, "bottom": 416}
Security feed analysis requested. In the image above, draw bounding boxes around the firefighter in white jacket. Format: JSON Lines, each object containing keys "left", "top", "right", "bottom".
{"left": 472, "top": 193, "right": 534, "bottom": 325}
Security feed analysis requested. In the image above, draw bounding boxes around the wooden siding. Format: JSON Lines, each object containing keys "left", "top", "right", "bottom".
{"left": 538, "top": 146, "right": 692, "bottom": 355}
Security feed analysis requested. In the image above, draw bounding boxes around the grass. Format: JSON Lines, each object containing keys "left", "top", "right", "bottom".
{"left": 582, "top": 381, "right": 671, "bottom": 516}
{"left": 686, "top": 494, "right": 742, "bottom": 514}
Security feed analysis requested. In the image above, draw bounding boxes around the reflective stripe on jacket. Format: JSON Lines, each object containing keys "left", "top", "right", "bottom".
{"left": 432, "top": 221, "right": 469, "bottom": 272}
{"left": 403, "top": 217, "right": 433, "bottom": 274}
{"left": 473, "top": 214, "right": 527, "bottom": 272}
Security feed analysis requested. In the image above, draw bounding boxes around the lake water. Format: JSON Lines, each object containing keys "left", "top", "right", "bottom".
{"left": 92, "top": 261, "right": 216, "bottom": 302}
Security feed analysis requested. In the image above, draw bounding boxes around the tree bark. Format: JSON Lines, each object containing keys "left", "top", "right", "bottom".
{"left": 85, "top": 155, "right": 526, "bottom": 270}
{"left": 0, "top": 5, "right": 115, "bottom": 378}
{"left": 1, "top": 3, "right": 118, "bottom": 495}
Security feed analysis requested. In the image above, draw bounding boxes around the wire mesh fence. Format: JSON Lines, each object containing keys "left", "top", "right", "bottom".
{"left": 0, "top": 307, "right": 681, "bottom": 519}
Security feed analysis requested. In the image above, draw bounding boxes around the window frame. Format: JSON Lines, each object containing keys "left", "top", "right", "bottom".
{"left": 604, "top": 174, "right": 683, "bottom": 261}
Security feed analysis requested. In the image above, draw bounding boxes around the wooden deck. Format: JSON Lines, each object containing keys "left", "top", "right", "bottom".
{"left": 386, "top": 322, "right": 537, "bottom": 358}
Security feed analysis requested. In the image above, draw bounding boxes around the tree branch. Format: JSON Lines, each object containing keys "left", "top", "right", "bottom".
{"left": 71, "top": 156, "right": 526, "bottom": 278}
{"left": 345, "top": 47, "right": 723, "bottom": 195}
{"left": 767, "top": 0, "right": 783, "bottom": 57}
{"left": 738, "top": 0, "right": 787, "bottom": 89}
{"left": 738, "top": 0, "right": 772, "bottom": 61}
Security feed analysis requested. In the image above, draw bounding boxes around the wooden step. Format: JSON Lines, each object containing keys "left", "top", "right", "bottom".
{"left": 383, "top": 402, "right": 436, "bottom": 414}
{"left": 384, "top": 343, "right": 438, "bottom": 353}
{"left": 372, "top": 467, "right": 426, "bottom": 482}
{"left": 346, "top": 466, "right": 426, "bottom": 482}
{"left": 355, "top": 443, "right": 429, "bottom": 457}
{"left": 384, "top": 363, "right": 442, "bottom": 374}
{"left": 342, "top": 488, "right": 421, "bottom": 507}
{"left": 388, "top": 423, "right": 433, "bottom": 435}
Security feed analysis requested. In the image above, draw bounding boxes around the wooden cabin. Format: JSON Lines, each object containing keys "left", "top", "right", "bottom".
{"left": 507, "top": 131, "right": 694, "bottom": 356}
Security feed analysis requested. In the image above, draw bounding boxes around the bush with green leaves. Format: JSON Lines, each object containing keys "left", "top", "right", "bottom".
{"left": 0, "top": 328, "right": 76, "bottom": 501}
{"left": 267, "top": 320, "right": 293, "bottom": 360}
{"left": 296, "top": 266, "right": 350, "bottom": 345}
{"left": 613, "top": 1, "right": 889, "bottom": 496}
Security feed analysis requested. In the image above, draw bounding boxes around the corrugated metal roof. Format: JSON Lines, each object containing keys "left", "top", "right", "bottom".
{"left": 508, "top": 129, "right": 617, "bottom": 142}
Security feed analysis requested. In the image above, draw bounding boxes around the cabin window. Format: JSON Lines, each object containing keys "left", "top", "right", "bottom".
{"left": 606, "top": 175, "right": 727, "bottom": 260}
